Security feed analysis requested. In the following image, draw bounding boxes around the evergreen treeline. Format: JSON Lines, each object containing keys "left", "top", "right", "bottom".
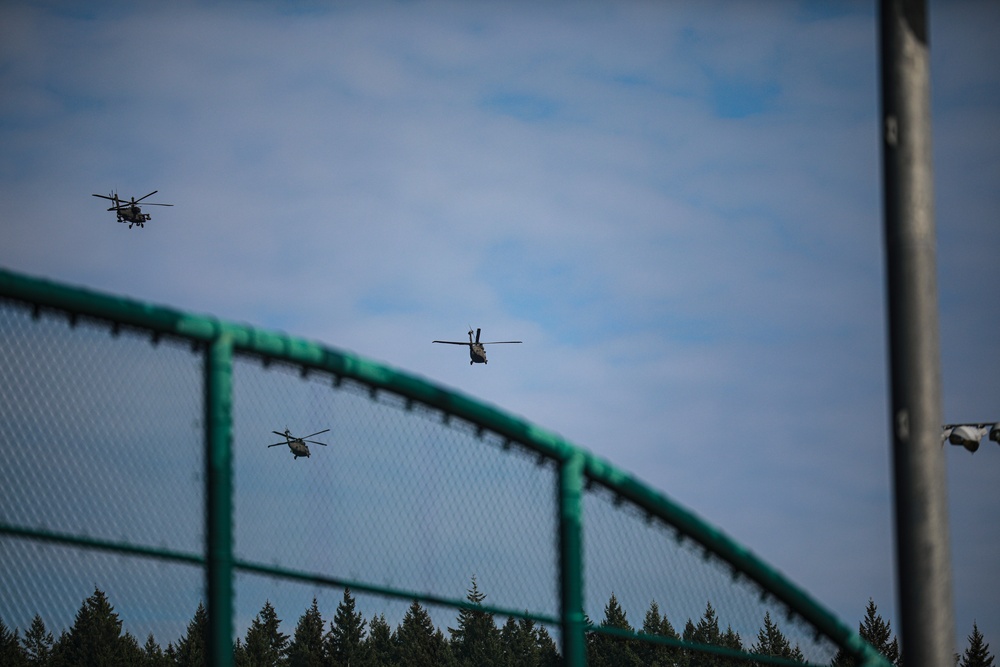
{"left": 1, "top": 582, "right": 994, "bottom": 666}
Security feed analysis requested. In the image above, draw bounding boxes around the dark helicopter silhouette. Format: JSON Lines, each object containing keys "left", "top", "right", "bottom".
{"left": 92, "top": 190, "right": 173, "bottom": 228}
{"left": 432, "top": 327, "right": 521, "bottom": 365}
{"left": 268, "top": 428, "right": 329, "bottom": 459}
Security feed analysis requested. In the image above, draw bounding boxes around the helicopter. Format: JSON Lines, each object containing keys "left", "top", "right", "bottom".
{"left": 268, "top": 428, "right": 330, "bottom": 460}
{"left": 433, "top": 327, "right": 521, "bottom": 365}
{"left": 92, "top": 190, "right": 173, "bottom": 229}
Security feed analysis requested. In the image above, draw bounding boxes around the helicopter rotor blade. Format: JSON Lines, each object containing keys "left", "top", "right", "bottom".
{"left": 479, "top": 341, "right": 523, "bottom": 345}
{"left": 134, "top": 190, "right": 158, "bottom": 204}
{"left": 272, "top": 431, "right": 290, "bottom": 438}
{"left": 92, "top": 193, "right": 117, "bottom": 201}
{"left": 144, "top": 203, "right": 173, "bottom": 207}
{"left": 267, "top": 443, "right": 286, "bottom": 448}
{"left": 300, "top": 429, "right": 330, "bottom": 440}
{"left": 304, "top": 440, "right": 329, "bottom": 446}
{"left": 432, "top": 341, "right": 472, "bottom": 345}
{"left": 475, "top": 328, "right": 482, "bottom": 343}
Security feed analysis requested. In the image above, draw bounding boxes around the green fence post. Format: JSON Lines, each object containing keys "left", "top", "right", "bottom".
{"left": 559, "top": 451, "right": 586, "bottom": 666}
{"left": 206, "top": 333, "right": 234, "bottom": 667}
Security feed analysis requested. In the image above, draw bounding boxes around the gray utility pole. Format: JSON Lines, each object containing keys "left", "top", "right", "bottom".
{"left": 879, "top": 1, "right": 956, "bottom": 665}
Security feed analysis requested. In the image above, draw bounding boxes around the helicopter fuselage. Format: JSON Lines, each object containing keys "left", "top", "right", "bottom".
{"left": 285, "top": 439, "right": 311, "bottom": 459}
{"left": 116, "top": 206, "right": 151, "bottom": 224}
{"left": 469, "top": 343, "right": 487, "bottom": 364}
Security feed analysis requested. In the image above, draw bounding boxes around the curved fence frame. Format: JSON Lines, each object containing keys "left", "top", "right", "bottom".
{"left": 0, "top": 267, "right": 889, "bottom": 666}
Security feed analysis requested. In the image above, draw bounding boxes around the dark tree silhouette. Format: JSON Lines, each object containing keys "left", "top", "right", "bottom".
{"left": 288, "top": 597, "right": 324, "bottom": 667}
{"left": 240, "top": 600, "right": 290, "bottom": 667}
{"left": 587, "top": 593, "right": 641, "bottom": 667}
{"left": 120, "top": 631, "right": 144, "bottom": 665}
{"left": 1, "top": 617, "right": 28, "bottom": 667}
{"left": 637, "top": 600, "right": 680, "bottom": 667}
{"left": 396, "top": 600, "right": 451, "bottom": 667}
{"left": 174, "top": 602, "right": 207, "bottom": 667}
{"left": 449, "top": 577, "right": 501, "bottom": 667}
{"left": 960, "top": 622, "right": 995, "bottom": 667}
{"left": 365, "top": 613, "right": 395, "bottom": 667}
{"left": 50, "top": 587, "right": 132, "bottom": 667}
{"left": 21, "top": 614, "right": 53, "bottom": 666}
{"left": 683, "top": 602, "right": 721, "bottom": 667}
{"left": 749, "top": 612, "right": 803, "bottom": 665}
{"left": 681, "top": 601, "right": 745, "bottom": 667}
{"left": 534, "top": 624, "right": 560, "bottom": 667}
{"left": 500, "top": 615, "right": 560, "bottom": 667}
{"left": 831, "top": 598, "right": 900, "bottom": 667}
{"left": 325, "top": 589, "right": 368, "bottom": 667}
{"left": 16, "top": 582, "right": 984, "bottom": 667}
{"left": 141, "top": 632, "right": 171, "bottom": 667}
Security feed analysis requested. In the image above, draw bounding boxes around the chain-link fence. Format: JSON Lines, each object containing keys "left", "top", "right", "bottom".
{"left": 0, "top": 268, "right": 889, "bottom": 666}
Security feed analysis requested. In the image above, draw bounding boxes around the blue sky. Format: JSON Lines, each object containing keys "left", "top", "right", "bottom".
{"left": 1, "top": 0, "right": 998, "bottom": 655}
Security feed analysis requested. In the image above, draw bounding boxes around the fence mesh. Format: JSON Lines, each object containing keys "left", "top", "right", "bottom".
{"left": 0, "top": 269, "right": 888, "bottom": 666}
{"left": 230, "top": 355, "right": 560, "bottom": 625}
{"left": 0, "top": 303, "right": 204, "bottom": 647}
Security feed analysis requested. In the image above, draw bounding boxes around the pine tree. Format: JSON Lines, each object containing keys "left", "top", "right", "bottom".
{"left": 242, "top": 600, "right": 290, "bottom": 666}
{"left": 324, "top": 589, "right": 367, "bottom": 667}
{"left": 534, "top": 624, "right": 560, "bottom": 667}
{"left": 499, "top": 616, "right": 534, "bottom": 667}
{"left": 682, "top": 601, "right": 745, "bottom": 667}
{"left": 690, "top": 601, "right": 721, "bottom": 644}
{"left": 588, "top": 593, "right": 640, "bottom": 667}
{"left": 50, "top": 631, "right": 68, "bottom": 665}
{"left": 637, "top": 601, "right": 680, "bottom": 667}
{"left": 120, "top": 631, "right": 144, "bottom": 664}
{"left": 142, "top": 632, "right": 170, "bottom": 667}
{"left": 832, "top": 598, "right": 900, "bottom": 667}
{"left": 174, "top": 601, "right": 208, "bottom": 667}
{"left": 859, "top": 599, "right": 899, "bottom": 665}
{"left": 21, "top": 614, "right": 53, "bottom": 666}
{"left": 1, "top": 617, "right": 28, "bottom": 667}
{"left": 449, "top": 576, "right": 501, "bottom": 667}
{"left": 499, "top": 615, "right": 561, "bottom": 667}
{"left": 233, "top": 637, "right": 246, "bottom": 666}
{"left": 288, "top": 597, "right": 325, "bottom": 667}
{"left": 683, "top": 602, "right": 720, "bottom": 667}
{"left": 749, "top": 612, "right": 802, "bottom": 664}
{"left": 500, "top": 617, "right": 526, "bottom": 666}
{"left": 164, "top": 641, "right": 178, "bottom": 664}
{"left": 718, "top": 625, "right": 744, "bottom": 667}
{"left": 435, "top": 627, "right": 457, "bottom": 667}
{"left": 396, "top": 600, "right": 449, "bottom": 667}
{"left": 960, "top": 622, "right": 995, "bottom": 667}
{"left": 50, "top": 587, "right": 129, "bottom": 667}
{"left": 365, "top": 613, "right": 395, "bottom": 667}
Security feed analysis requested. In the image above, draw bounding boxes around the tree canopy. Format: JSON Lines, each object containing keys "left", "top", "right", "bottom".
{"left": 2, "top": 585, "right": 993, "bottom": 666}
{"left": 961, "top": 622, "right": 996, "bottom": 667}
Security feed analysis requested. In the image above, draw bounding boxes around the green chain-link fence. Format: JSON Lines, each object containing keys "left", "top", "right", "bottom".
{"left": 0, "top": 267, "right": 889, "bottom": 666}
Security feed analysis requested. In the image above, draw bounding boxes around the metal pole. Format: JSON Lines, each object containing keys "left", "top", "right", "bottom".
{"left": 559, "top": 452, "right": 587, "bottom": 666}
{"left": 878, "top": 2, "right": 955, "bottom": 665}
{"left": 206, "top": 334, "right": 235, "bottom": 667}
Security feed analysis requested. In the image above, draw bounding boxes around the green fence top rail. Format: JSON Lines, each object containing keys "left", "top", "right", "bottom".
{"left": 0, "top": 267, "right": 890, "bottom": 667}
